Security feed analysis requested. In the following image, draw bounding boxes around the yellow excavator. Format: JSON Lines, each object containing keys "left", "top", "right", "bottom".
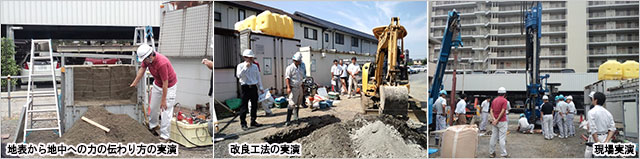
{"left": 361, "top": 17, "right": 425, "bottom": 122}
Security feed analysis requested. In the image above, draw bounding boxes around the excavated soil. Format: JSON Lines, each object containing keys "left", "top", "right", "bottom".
{"left": 55, "top": 106, "right": 158, "bottom": 145}
{"left": 263, "top": 115, "right": 341, "bottom": 143}
{"left": 264, "top": 114, "right": 428, "bottom": 158}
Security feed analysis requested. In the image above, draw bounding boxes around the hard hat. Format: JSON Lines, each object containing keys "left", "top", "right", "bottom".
{"left": 292, "top": 52, "right": 302, "bottom": 61}
{"left": 242, "top": 49, "right": 255, "bottom": 57}
{"left": 559, "top": 95, "right": 565, "bottom": 100}
{"left": 567, "top": 96, "right": 573, "bottom": 100}
{"left": 520, "top": 114, "right": 525, "bottom": 118}
{"left": 589, "top": 91, "right": 596, "bottom": 98}
{"left": 439, "top": 90, "right": 447, "bottom": 95}
{"left": 136, "top": 44, "right": 154, "bottom": 62}
{"left": 542, "top": 95, "right": 549, "bottom": 100}
{"left": 498, "top": 87, "right": 507, "bottom": 94}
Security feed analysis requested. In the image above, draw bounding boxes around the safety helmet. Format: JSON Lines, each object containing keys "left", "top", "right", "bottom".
{"left": 293, "top": 52, "right": 302, "bottom": 61}
{"left": 439, "top": 90, "right": 447, "bottom": 95}
{"left": 498, "top": 87, "right": 507, "bottom": 94}
{"left": 136, "top": 44, "right": 154, "bottom": 62}
{"left": 242, "top": 49, "right": 255, "bottom": 57}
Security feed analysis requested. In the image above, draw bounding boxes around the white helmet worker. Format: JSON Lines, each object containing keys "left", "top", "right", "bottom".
{"left": 136, "top": 44, "right": 154, "bottom": 62}
{"left": 242, "top": 49, "right": 255, "bottom": 57}
{"left": 292, "top": 52, "right": 302, "bottom": 61}
{"left": 567, "top": 96, "right": 573, "bottom": 100}
{"left": 542, "top": 95, "right": 549, "bottom": 100}
{"left": 498, "top": 87, "right": 507, "bottom": 94}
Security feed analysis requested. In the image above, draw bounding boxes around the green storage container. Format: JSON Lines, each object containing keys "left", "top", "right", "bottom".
{"left": 225, "top": 98, "right": 242, "bottom": 110}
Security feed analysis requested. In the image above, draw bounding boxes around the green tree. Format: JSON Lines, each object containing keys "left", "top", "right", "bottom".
{"left": 2, "top": 38, "right": 20, "bottom": 88}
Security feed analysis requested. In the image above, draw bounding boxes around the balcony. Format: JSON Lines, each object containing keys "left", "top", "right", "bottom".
{"left": 616, "top": 10, "right": 640, "bottom": 17}
{"left": 589, "top": 1, "right": 639, "bottom": 9}
{"left": 433, "top": 1, "right": 476, "bottom": 8}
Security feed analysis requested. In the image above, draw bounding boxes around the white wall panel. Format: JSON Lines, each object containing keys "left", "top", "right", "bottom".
{"left": 0, "top": 1, "right": 162, "bottom": 26}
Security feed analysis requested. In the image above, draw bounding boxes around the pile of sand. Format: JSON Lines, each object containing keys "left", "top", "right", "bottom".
{"left": 268, "top": 114, "right": 428, "bottom": 158}
{"left": 56, "top": 107, "right": 158, "bottom": 145}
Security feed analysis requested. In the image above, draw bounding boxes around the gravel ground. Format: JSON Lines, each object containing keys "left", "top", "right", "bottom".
{"left": 430, "top": 114, "right": 588, "bottom": 158}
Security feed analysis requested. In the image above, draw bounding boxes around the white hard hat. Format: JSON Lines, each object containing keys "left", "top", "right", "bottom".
{"left": 136, "top": 44, "right": 154, "bottom": 62}
{"left": 567, "top": 96, "right": 573, "bottom": 100}
{"left": 242, "top": 49, "right": 255, "bottom": 57}
{"left": 498, "top": 87, "right": 507, "bottom": 94}
{"left": 542, "top": 95, "right": 549, "bottom": 100}
{"left": 292, "top": 52, "right": 302, "bottom": 61}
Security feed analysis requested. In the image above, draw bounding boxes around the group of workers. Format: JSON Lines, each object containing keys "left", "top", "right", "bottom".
{"left": 539, "top": 94, "right": 577, "bottom": 139}
{"left": 330, "top": 58, "right": 361, "bottom": 98}
{"left": 232, "top": 49, "right": 363, "bottom": 129}
{"left": 434, "top": 85, "right": 617, "bottom": 158}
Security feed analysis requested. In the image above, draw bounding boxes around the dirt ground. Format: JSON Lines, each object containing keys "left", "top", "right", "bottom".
{"left": 214, "top": 94, "right": 429, "bottom": 158}
{"left": 1, "top": 97, "right": 212, "bottom": 158}
{"left": 430, "top": 114, "right": 588, "bottom": 158}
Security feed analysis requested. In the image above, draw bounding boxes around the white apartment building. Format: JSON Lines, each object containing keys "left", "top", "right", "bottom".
{"left": 429, "top": 1, "right": 639, "bottom": 73}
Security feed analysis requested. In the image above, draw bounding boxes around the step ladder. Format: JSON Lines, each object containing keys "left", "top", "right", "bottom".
{"left": 133, "top": 26, "right": 156, "bottom": 126}
{"left": 22, "top": 39, "right": 62, "bottom": 142}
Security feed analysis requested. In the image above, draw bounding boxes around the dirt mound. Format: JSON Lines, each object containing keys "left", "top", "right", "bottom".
{"left": 290, "top": 114, "right": 428, "bottom": 158}
{"left": 296, "top": 123, "right": 357, "bottom": 158}
{"left": 263, "top": 115, "right": 341, "bottom": 143}
{"left": 56, "top": 107, "right": 158, "bottom": 145}
{"left": 351, "top": 120, "right": 425, "bottom": 158}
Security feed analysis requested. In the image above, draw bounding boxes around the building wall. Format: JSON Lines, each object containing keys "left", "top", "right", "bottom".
{"left": 566, "top": 1, "right": 589, "bottom": 73}
{"left": 294, "top": 22, "right": 323, "bottom": 49}
{"left": 213, "top": 2, "right": 259, "bottom": 29}
{"left": 0, "top": 1, "right": 162, "bottom": 26}
{"left": 430, "top": 1, "right": 639, "bottom": 74}
{"left": 168, "top": 57, "right": 213, "bottom": 109}
{"left": 213, "top": 2, "right": 377, "bottom": 55}
{"left": 214, "top": 68, "right": 238, "bottom": 101}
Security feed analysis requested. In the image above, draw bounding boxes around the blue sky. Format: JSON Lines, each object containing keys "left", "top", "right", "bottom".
{"left": 256, "top": 1, "right": 428, "bottom": 59}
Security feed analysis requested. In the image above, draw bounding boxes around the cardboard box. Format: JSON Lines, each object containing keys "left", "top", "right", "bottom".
{"left": 440, "top": 124, "right": 478, "bottom": 158}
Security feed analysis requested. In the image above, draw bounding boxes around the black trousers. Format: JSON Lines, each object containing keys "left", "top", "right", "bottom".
{"left": 240, "top": 84, "right": 259, "bottom": 125}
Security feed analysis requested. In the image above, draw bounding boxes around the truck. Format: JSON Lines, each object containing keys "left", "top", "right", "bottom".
{"left": 584, "top": 79, "right": 639, "bottom": 141}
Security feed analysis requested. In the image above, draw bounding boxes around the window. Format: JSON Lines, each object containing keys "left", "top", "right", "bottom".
{"left": 238, "top": 9, "right": 246, "bottom": 21}
{"left": 325, "top": 33, "right": 329, "bottom": 42}
{"left": 214, "top": 12, "right": 221, "bottom": 22}
{"left": 351, "top": 37, "right": 359, "bottom": 47}
{"left": 304, "top": 27, "right": 317, "bottom": 40}
{"left": 335, "top": 33, "right": 344, "bottom": 45}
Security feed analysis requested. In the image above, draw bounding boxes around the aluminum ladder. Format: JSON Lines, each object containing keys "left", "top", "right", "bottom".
{"left": 22, "top": 39, "right": 62, "bottom": 142}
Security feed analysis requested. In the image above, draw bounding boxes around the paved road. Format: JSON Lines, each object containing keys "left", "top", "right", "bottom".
{"left": 409, "top": 72, "right": 429, "bottom": 101}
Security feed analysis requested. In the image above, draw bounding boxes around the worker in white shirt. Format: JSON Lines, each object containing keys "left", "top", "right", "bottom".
{"left": 566, "top": 95, "right": 576, "bottom": 137}
{"left": 518, "top": 114, "right": 534, "bottom": 134}
{"left": 584, "top": 91, "right": 597, "bottom": 158}
{"left": 455, "top": 94, "right": 468, "bottom": 125}
{"left": 587, "top": 92, "right": 615, "bottom": 144}
{"left": 330, "top": 60, "right": 343, "bottom": 93}
{"left": 235, "top": 49, "right": 264, "bottom": 130}
{"left": 346, "top": 57, "right": 361, "bottom": 98}
{"left": 339, "top": 60, "right": 348, "bottom": 94}
{"left": 479, "top": 98, "right": 491, "bottom": 131}
{"left": 556, "top": 95, "right": 569, "bottom": 138}
{"left": 433, "top": 90, "right": 448, "bottom": 144}
{"left": 284, "top": 52, "right": 305, "bottom": 126}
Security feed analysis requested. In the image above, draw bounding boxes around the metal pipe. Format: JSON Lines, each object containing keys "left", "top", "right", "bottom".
{"left": 7, "top": 75, "right": 11, "bottom": 118}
